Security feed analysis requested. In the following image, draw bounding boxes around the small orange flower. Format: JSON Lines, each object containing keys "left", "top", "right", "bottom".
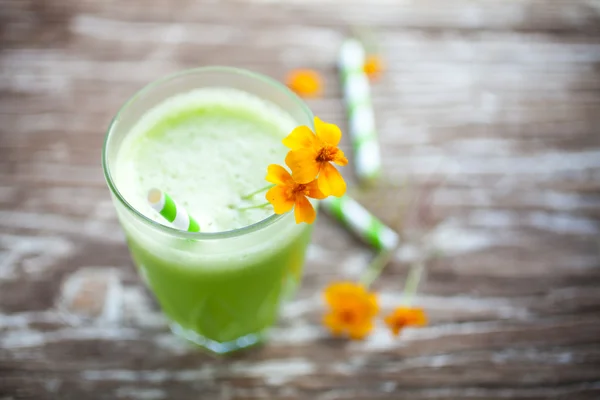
{"left": 323, "top": 282, "right": 379, "bottom": 340}
{"left": 265, "top": 164, "right": 325, "bottom": 224}
{"left": 283, "top": 117, "right": 348, "bottom": 197}
{"left": 364, "top": 55, "right": 384, "bottom": 80}
{"left": 384, "top": 307, "right": 427, "bottom": 337}
{"left": 286, "top": 69, "right": 322, "bottom": 98}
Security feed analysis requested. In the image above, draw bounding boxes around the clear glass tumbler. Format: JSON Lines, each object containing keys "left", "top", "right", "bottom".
{"left": 102, "top": 67, "right": 314, "bottom": 354}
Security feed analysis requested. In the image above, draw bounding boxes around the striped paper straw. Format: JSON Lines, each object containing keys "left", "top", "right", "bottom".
{"left": 338, "top": 38, "right": 381, "bottom": 182}
{"left": 147, "top": 188, "right": 200, "bottom": 232}
{"left": 321, "top": 195, "right": 399, "bottom": 251}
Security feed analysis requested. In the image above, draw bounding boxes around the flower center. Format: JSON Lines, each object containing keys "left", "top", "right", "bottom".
{"left": 316, "top": 146, "right": 336, "bottom": 163}
{"left": 392, "top": 317, "right": 407, "bottom": 330}
{"left": 294, "top": 183, "right": 308, "bottom": 195}
{"left": 339, "top": 309, "right": 357, "bottom": 324}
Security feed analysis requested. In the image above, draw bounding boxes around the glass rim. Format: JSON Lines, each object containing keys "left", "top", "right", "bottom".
{"left": 102, "top": 66, "right": 314, "bottom": 240}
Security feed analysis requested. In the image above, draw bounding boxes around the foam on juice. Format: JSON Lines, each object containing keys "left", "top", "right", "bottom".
{"left": 115, "top": 88, "right": 297, "bottom": 233}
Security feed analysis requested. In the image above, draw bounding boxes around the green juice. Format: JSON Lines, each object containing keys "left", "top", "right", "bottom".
{"left": 111, "top": 86, "right": 313, "bottom": 352}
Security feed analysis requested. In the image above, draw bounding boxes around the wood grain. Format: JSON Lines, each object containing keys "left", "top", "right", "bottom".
{"left": 1, "top": 0, "right": 600, "bottom": 399}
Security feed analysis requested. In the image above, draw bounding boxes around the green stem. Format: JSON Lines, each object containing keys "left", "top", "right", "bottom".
{"left": 236, "top": 202, "right": 271, "bottom": 211}
{"left": 360, "top": 248, "right": 395, "bottom": 288}
{"left": 242, "top": 184, "right": 275, "bottom": 200}
{"left": 402, "top": 261, "right": 424, "bottom": 306}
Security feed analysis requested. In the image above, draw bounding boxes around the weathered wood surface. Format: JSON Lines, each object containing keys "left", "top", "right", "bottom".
{"left": 1, "top": 0, "right": 600, "bottom": 399}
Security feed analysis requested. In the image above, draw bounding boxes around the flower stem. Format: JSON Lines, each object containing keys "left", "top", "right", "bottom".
{"left": 402, "top": 261, "right": 424, "bottom": 306}
{"left": 360, "top": 248, "right": 395, "bottom": 288}
{"left": 241, "top": 184, "right": 275, "bottom": 200}
{"left": 236, "top": 202, "right": 271, "bottom": 211}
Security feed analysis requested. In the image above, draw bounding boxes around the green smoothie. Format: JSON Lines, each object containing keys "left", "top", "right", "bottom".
{"left": 112, "top": 87, "right": 312, "bottom": 352}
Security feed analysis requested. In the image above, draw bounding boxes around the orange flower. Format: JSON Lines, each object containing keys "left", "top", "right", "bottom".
{"left": 384, "top": 307, "right": 427, "bottom": 337}
{"left": 265, "top": 164, "right": 325, "bottom": 224}
{"left": 363, "top": 55, "right": 384, "bottom": 80}
{"left": 283, "top": 117, "right": 348, "bottom": 197}
{"left": 286, "top": 69, "right": 322, "bottom": 98}
{"left": 323, "top": 282, "right": 379, "bottom": 340}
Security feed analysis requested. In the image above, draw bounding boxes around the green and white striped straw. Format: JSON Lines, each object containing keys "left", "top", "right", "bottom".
{"left": 321, "top": 195, "right": 399, "bottom": 251}
{"left": 338, "top": 38, "right": 381, "bottom": 182}
{"left": 147, "top": 188, "right": 200, "bottom": 232}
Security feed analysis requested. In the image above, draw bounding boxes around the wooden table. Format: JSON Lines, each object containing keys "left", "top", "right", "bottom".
{"left": 2, "top": 1, "right": 600, "bottom": 399}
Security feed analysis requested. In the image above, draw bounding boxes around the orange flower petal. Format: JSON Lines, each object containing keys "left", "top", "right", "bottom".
{"left": 294, "top": 195, "right": 316, "bottom": 224}
{"left": 314, "top": 117, "right": 342, "bottom": 146}
{"left": 407, "top": 308, "right": 428, "bottom": 326}
{"left": 386, "top": 322, "right": 404, "bottom": 337}
{"left": 324, "top": 282, "right": 362, "bottom": 306}
{"left": 317, "top": 162, "right": 346, "bottom": 197}
{"left": 364, "top": 55, "right": 384, "bottom": 80}
{"left": 286, "top": 69, "right": 322, "bottom": 98}
{"left": 384, "top": 312, "right": 403, "bottom": 336}
{"left": 265, "top": 185, "right": 294, "bottom": 214}
{"left": 348, "top": 321, "right": 374, "bottom": 340}
{"left": 265, "top": 164, "right": 293, "bottom": 185}
{"left": 285, "top": 148, "right": 320, "bottom": 184}
{"left": 384, "top": 307, "right": 428, "bottom": 337}
{"left": 323, "top": 313, "right": 344, "bottom": 336}
{"left": 383, "top": 313, "right": 395, "bottom": 325}
{"left": 366, "top": 293, "right": 379, "bottom": 316}
{"left": 305, "top": 179, "right": 326, "bottom": 200}
{"left": 282, "top": 125, "right": 318, "bottom": 151}
{"left": 333, "top": 148, "right": 349, "bottom": 167}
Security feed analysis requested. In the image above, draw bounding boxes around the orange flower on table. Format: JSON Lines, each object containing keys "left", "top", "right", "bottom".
{"left": 265, "top": 164, "right": 325, "bottom": 224}
{"left": 384, "top": 307, "right": 427, "bottom": 337}
{"left": 323, "top": 282, "right": 379, "bottom": 340}
{"left": 364, "top": 54, "right": 384, "bottom": 81}
{"left": 286, "top": 69, "right": 322, "bottom": 98}
{"left": 283, "top": 117, "right": 348, "bottom": 197}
